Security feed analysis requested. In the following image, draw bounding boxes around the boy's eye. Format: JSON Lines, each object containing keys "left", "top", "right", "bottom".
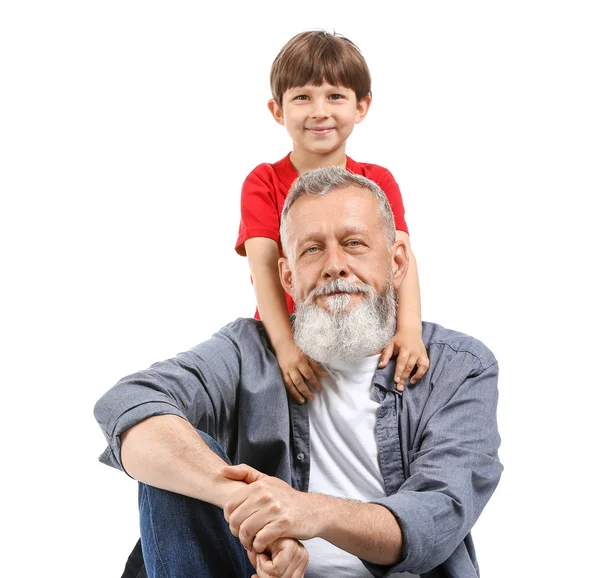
{"left": 294, "top": 95, "right": 309, "bottom": 101}
{"left": 329, "top": 94, "right": 344, "bottom": 100}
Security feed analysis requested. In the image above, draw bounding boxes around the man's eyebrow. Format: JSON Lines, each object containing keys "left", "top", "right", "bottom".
{"left": 295, "top": 226, "right": 371, "bottom": 247}
{"left": 295, "top": 231, "right": 325, "bottom": 247}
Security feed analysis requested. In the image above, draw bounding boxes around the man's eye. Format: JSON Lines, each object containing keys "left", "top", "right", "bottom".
{"left": 304, "top": 246, "right": 319, "bottom": 254}
{"left": 346, "top": 240, "right": 362, "bottom": 247}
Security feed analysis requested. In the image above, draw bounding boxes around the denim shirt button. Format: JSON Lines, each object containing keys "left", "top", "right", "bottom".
{"left": 297, "top": 452, "right": 305, "bottom": 461}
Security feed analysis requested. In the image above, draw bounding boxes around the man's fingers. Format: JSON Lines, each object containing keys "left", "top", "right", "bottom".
{"left": 246, "top": 547, "right": 258, "bottom": 569}
{"left": 291, "top": 553, "right": 309, "bottom": 578}
{"left": 253, "top": 521, "right": 285, "bottom": 554}
{"left": 221, "top": 463, "right": 263, "bottom": 484}
{"left": 256, "top": 553, "right": 272, "bottom": 578}
{"left": 259, "top": 542, "right": 292, "bottom": 577}
{"left": 223, "top": 487, "right": 250, "bottom": 523}
{"left": 259, "top": 540, "right": 301, "bottom": 578}
{"left": 236, "top": 510, "right": 271, "bottom": 551}
{"left": 284, "top": 547, "right": 308, "bottom": 578}
{"left": 283, "top": 541, "right": 309, "bottom": 578}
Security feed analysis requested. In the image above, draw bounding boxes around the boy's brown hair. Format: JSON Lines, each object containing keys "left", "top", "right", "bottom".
{"left": 270, "top": 31, "right": 371, "bottom": 106}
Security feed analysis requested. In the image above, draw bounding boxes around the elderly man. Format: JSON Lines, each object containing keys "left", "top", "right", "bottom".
{"left": 95, "top": 167, "right": 502, "bottom": 578}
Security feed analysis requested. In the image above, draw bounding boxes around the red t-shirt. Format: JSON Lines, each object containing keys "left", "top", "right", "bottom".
{"left": 236, "top": 153, "right": 409, "bottom": 316}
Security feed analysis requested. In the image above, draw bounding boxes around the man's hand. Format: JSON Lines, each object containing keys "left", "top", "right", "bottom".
{"left": 274, "top": 339, "right": 328, "bottom": 404}
{"left": 222, "top": 464, "right": 319, "bottom": 552}
{"left": 247, "top": 537, "right": 309, "bottom": 578}
{"left": 379, "top": 327, "right": 429, "bottom": 391}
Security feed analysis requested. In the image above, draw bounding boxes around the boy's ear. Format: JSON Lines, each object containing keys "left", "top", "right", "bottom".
{"left": 268, "top": 99, "right": 285, "bottom": 126}
{"left": 355, "top": 95, "right": 372, "bottom": 124}
{"left": 279, "top": 257, "right": 293, "bottom": 296}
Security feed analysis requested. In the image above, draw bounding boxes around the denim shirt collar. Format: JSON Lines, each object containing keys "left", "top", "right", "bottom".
{"left": 288, "top": 358, "right": 402, "bottom": 493}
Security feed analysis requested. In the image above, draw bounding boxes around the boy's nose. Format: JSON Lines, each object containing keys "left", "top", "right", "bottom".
{"left": 310, "top": 98, "right": 329, "bottom": 118}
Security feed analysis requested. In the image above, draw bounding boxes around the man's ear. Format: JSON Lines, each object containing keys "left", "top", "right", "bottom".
{"left": 279, "top": 256, "right": 293, "bottom": 296}
{"left": 391, "top": 238, "right": 409, "bottom": 290}
{"left": 268, "top": 99, "right": 285, "bottom": 126}
{"left": 355, "top": 95, "right": 372, "bottom": 124}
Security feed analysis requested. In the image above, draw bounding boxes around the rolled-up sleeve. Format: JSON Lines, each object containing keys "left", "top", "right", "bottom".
{"left": 369, "top": 351, "right": 503, "bottom": 575}
{"left": 93, "top": 328, "right": 242, "bottom": 472}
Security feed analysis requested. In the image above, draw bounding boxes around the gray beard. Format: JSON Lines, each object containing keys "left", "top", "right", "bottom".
{"left": 293, "top": 277, "right": 397, "bottom": 364}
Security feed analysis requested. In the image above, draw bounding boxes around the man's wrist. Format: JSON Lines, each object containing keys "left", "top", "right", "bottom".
{"left": 304, "top": 492, "right": 335, "bottom": 538}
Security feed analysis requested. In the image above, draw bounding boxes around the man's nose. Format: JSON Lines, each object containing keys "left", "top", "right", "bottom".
{"left": 322, "top": 246, "right": 348, "bottom": 279}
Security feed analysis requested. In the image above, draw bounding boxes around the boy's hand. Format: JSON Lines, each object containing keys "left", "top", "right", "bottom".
{"left": 274, "top": 340, "right": 328, "bottom": 404}
{"left": 379, "top": 329, "right": 429, "bottom": 391}
{"left": 248, "top": 537, "right": 309, "bottom": 578}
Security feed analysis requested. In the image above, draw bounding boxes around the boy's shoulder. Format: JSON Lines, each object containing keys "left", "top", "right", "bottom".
{"left": 242, "top": 153, "right": 297, "bottom": 191}
{"left": 346, "top": 156, "right": 396, "bottom": 181}
{"left": 245, "top": 153, "right": 292, "bottom": 175}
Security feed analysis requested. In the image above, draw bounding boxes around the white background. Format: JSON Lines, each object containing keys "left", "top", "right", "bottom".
{"left": 1, "top": 1, "right": 599, "bottom": 576}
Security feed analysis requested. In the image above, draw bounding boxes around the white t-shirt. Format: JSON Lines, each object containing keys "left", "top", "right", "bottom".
{"left": 303, "top": 354, "right": 385, "bottom": 578}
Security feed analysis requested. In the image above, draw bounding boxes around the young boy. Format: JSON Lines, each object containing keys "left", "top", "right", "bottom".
{"left": 235, "top": 30, "right": 429, "bottom": 403}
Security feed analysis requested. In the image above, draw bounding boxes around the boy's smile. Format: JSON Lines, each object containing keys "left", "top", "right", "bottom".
{"left": 268, "top": 83, "right": 371, "bottom": 171}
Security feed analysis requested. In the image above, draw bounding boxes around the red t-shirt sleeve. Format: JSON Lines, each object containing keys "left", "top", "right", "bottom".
{"left": 375, "top": 168, "right": 409, "bottom": 234}
{"left": 235, "top": 165, "right": 281, "bottom": 256}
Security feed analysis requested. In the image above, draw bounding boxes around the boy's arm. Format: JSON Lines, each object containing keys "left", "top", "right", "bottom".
{"left": 379, "top": 231, "right": 429, "bottom": 387}
{"left": 245, "top": 237, "right": 325, "bottom": 403}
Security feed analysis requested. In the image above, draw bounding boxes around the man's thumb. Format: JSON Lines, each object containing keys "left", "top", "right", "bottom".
{"left": 221, "top": 464, "right": 263, "bottom": 483}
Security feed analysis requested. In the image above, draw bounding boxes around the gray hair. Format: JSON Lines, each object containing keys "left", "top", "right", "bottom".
{"left": 279, "top": 166, "right": 397, "bottom": 255}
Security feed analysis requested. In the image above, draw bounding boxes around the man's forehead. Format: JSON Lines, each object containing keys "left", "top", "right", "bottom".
{"left": 288, "top": 186, "right": 377, "bottom": 227}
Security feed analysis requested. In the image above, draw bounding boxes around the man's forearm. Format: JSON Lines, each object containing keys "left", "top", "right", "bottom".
{"left": 312, "top": 493, "right": 403, "bottom": 565}
{"left": 120, "top": 414, "right": 245, "bottom": 508}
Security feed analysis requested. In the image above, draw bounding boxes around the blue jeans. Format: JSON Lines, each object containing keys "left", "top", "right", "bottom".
{"left": 138, "top": 431, "right": 255, "bottom": 578}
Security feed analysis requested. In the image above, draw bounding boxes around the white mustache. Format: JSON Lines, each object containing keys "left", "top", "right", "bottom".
{"left": 308, "top": 279, "right": 373, "bottom": 300}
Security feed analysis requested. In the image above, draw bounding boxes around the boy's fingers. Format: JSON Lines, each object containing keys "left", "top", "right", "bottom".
{"left": 410, "top": 356, "right": 430, "bottom": 383}
{"left": 309, "top": 359, "right": 328, "bottom": 379}
{"left": 302, "top": 363, "right": 322, "bottom": 392}
{"left": 394, "top": 353, "right": 410, "bottom": 383}
{"left": 400, "top": 355, "right": 418, "bottom": 385}
{"left": 379, "top": 343, "right": 394, "bottom": 367}
{"left": 284, "top": 376, "right": 306, "bottom": 404}
{"left": 290, "top": 370, "right": 314, "bottom": 402}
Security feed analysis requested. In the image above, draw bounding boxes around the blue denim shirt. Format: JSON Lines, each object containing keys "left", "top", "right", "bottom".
{"left": 95, "top": 318, "right": 502, "bottom": 577}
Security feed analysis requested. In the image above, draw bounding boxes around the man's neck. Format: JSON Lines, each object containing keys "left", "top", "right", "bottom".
{"left": 322, "top": 354, "right": 382, "bottom": 374}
